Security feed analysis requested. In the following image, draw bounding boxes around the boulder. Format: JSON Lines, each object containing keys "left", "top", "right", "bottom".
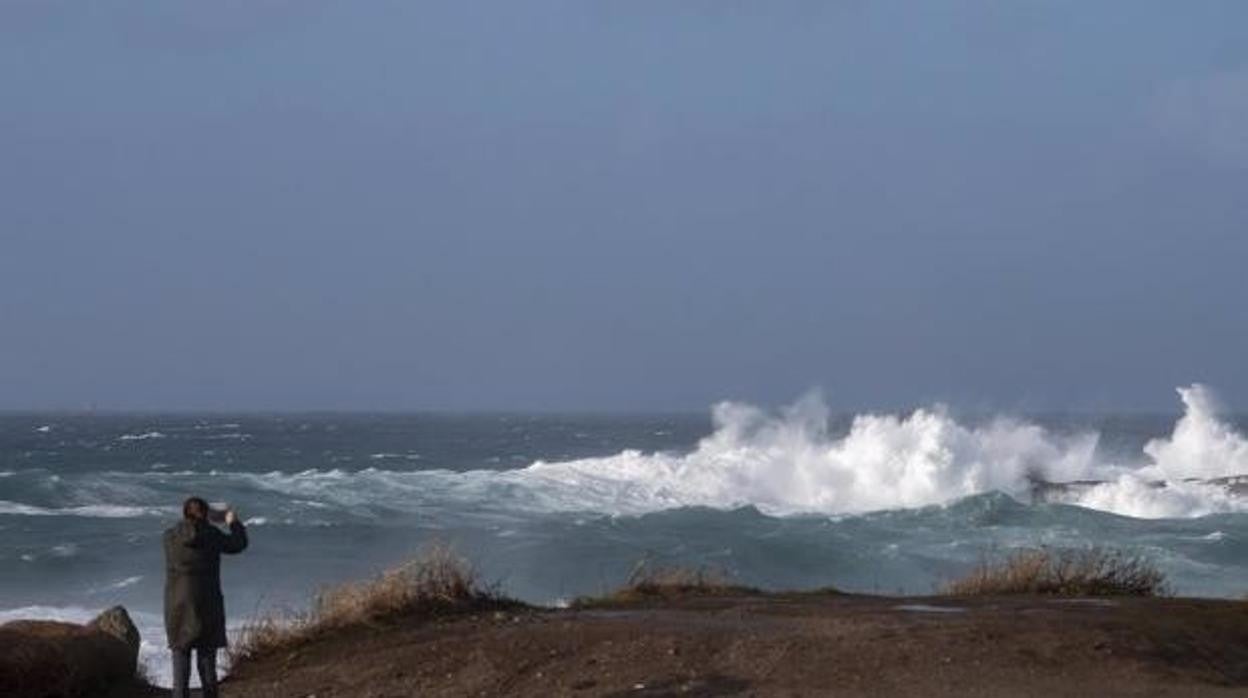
{"left": 89, "top": 606, "right": 141, "bottom": 672}
{"left": 0, "top": 606, "right": 143, "bottom": 698}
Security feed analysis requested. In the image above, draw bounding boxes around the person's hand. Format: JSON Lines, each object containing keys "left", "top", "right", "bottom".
{"left": 224, "top": 509, "right": 238, "bottom": 526}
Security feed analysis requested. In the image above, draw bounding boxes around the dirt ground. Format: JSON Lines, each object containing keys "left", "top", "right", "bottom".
{"left": 149, "top": 593, "right": 1248, "bottom": 697}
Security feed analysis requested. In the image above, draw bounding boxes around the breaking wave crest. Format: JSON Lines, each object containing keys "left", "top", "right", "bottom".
{"left": 515, "top": 385, "right": 1247, "bottom": 518}
{"left": 526, "top": 395, "right": 1099, "bottom": 515}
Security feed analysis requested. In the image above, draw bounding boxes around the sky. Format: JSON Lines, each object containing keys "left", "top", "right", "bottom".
{"left": 2, "top": 1, "right": 1247, "bottom": 413}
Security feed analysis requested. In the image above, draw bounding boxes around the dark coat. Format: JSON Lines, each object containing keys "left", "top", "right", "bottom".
{"left": 163, "top": 519, "right": 248, "bottom": 650}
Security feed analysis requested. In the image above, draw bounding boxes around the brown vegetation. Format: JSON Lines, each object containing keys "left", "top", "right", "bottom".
{"left": 574, "top": 559, "right": 760, "bottom": 607}
{"left": 942, "top": 546, "right": 1170, "bottom": 597}
{"left": 231, "top": 543, "right": 521, "bottom": 663}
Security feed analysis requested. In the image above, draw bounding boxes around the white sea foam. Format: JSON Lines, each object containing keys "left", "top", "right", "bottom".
{"left": 87, "top": 575, "right": 144, "bottom": 593}
{"left": 1068, "top": 475, "right": 1243, "bottom": 519}
{"left": 0, "top": 604, "right": 101, "bottom": 625}
{"left": 205, "top": 433, "right": 251, "bottom": 441}
{"left": 1183, "top": 530, "right": 1228, "bottom": 542}
{"left": 118, "top": 431, "right": 166, "bottom": 442}
{"left": 109, "top": 575, "right": 143, "bottom": 590}
{"left": 0, "top": 501, "right": 170, "bottom": 518}
{"left": 369, "top": 452, "right": 422, "bottom": 460}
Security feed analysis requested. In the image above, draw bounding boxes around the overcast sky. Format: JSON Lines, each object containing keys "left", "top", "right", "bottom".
{"left": 2, "top": 1, "right": 1247, "bottom": 412}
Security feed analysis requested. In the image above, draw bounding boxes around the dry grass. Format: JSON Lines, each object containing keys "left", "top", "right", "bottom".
{"left": 575, "top": 559, "right": 759, "bottom": 608}
{"left": 942, "top": 547, "right": 1170, "bottom": 597}
{"left": 231, "top": 544, "right": 520, "bottom": 663}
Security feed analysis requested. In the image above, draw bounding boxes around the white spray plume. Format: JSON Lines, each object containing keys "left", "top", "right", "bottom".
{"left": 522, "top": 384, "right": 1247, "bottom": 519}
{"left": 1142, "top": 385, "right": 1248, "bottom": 481}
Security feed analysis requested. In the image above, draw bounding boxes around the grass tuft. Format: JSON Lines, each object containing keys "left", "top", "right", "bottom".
{"left": 230, "top": 543, "right": 520, "bottom": 663}
{"left": 942, "top": 546, "right": 1170, "bottom": 597}
{"left": 574, "top": 559, "right": 759, "bottom": 608}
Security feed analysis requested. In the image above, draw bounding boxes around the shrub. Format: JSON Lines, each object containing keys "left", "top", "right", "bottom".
{"left": 231, "top": 543, "right": 518, "bottom": 663}
{"left": 942, "top": 546, "right": 1170, "bottom": 597}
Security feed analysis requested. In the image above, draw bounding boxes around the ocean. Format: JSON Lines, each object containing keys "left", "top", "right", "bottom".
{"left": 2, "top": 384, "right": 1246, "bottom": 687}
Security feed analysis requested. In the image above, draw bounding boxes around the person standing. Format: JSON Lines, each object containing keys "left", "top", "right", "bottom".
{"left": 164, "top": 496, "right": 248, "bottom": 698}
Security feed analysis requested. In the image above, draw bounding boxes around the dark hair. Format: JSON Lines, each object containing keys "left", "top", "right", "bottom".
{"left": 183, "top": 497, "right": 209, "bottom": 521}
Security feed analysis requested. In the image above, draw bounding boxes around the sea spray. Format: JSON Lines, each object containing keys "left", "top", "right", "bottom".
{"left": 1142, "top": 385, "right": 1248, "bottom": 480}
{"left": 519, "top": 384, "right": 1246, "bottom": 518}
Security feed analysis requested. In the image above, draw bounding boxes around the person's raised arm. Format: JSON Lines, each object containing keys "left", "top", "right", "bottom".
{"left": 220, "top": 509, "right": 248, "bottom": 554}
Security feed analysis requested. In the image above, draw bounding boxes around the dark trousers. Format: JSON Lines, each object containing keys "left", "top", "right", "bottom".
{"left": 171, "top": 645, "right": 218, "bottom": 698}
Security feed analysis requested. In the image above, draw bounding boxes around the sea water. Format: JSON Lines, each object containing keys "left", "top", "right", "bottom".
{"left": 2, "top": 384, "right": 1246, "bottom": 686}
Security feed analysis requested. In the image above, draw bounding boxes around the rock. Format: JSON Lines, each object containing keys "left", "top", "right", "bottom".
{"left": 89, "top": 606, "right": 141, "bottom": 672}
{"left": 0, "top": 606, "right": 143, "bottom": 697}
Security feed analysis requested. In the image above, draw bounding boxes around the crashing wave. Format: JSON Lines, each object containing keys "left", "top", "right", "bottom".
{"left": 517, "top": 384, "right": 1247, "bottom": 519}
